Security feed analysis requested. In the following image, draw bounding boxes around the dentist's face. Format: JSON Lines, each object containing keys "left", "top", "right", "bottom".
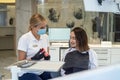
{"left": 32, "top": 21, "right": 47, "bottom": 35}
{"left": 36, "top": 22, "right": 47, "bottom": 35}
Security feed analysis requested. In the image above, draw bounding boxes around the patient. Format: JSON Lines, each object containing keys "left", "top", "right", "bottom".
{"left": 61, "top": 27, "right": 98, "bottom": 75}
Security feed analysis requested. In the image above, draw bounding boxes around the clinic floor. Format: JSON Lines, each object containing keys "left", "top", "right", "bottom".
{"left": 0, "top": 50, "right": 17, "bottom": 79}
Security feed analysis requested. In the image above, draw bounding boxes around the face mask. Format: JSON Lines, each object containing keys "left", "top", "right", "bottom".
{"left": 37, "top": 29, "right": 46, "bottom": 35}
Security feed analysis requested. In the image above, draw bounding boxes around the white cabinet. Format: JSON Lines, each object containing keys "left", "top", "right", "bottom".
{"left": 59, "top": 47, "right": 68, "bottom": 61}
{"left": 111, "top": 55, "right": 120, "bottom": 64}
{"left": 92, "top": 47, "right": 120, "bottom": 66}
{"left": 49, "top": 47, "right": 68, "bottom": 61}
{"left": 49, "top": 47, "right": 60, "bottom": 61}
{"left": 110, "top": 48, "right": 120, "bottom": 64}
{"left": 91, "top": 48, "right": 110, "bottom": 66}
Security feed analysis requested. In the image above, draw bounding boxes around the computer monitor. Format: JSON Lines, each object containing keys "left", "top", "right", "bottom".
{"left": 48, "top": 28, "right": 70, "bottom": 42}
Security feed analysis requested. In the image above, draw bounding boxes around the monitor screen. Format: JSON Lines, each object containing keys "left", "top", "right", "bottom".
{"left": 48, "top": 28, "right": 70, "bottom": 42}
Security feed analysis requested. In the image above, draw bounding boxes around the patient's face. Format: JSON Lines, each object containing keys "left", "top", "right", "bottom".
{"left": 70, "top": 31, "right": 76, "bottom": 48}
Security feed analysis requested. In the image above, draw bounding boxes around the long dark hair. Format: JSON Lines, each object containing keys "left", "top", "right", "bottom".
{"left": 71, "top": 27, "right": 89, "bottom": 52}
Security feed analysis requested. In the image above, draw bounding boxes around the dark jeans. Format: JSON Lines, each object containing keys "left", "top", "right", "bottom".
{"left": 19, "top": 73, "right": 42, "bottom": 80}
{"left": 39, "top": 72, "right": 52, "bottom": 80}
{"left": 19, "top": 72, "right": 51, "bottom": 80}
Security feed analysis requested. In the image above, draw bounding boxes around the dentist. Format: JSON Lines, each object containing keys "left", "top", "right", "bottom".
{"left": 17, "top": 13, "right": 51, "bottom": 80}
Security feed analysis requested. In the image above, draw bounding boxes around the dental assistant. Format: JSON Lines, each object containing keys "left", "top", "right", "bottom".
{"left": 17, "top": 13, "right": 51, "bottom": 80}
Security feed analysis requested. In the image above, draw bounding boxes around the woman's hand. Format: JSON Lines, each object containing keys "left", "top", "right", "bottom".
{"left": 31, "top": 48, "right": 44, "bottom": 60}
{"left": 42, "top": 48, "right": 49, "bottom": 57}
{"left": 31, "top": 48, "right": 50, "bottom": 60}
{"left": 42, "top": 48, "right": 50, "bottom": 60}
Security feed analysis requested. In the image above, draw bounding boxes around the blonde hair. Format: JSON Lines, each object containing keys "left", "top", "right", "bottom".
{"left": 29, "top": 13, "right": 46, "bottom": 30}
